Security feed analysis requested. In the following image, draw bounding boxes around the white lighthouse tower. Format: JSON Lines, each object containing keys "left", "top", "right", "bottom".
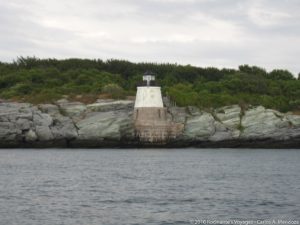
{"left": 134, "top": 72, "right": 164, "bottom": 108}
{"left": 133, "top": 71, "right": 184, "bottom": 143}
{"left": 133, "top": 72, "right": 167, "bottom": 143}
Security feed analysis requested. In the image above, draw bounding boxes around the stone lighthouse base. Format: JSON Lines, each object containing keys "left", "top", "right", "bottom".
{"left": 134, "top": 107, "right": 184, "bottom": 143}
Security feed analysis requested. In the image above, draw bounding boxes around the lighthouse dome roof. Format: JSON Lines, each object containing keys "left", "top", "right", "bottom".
{"left": 144, "top": 71, "right": 155, "bottom": 76}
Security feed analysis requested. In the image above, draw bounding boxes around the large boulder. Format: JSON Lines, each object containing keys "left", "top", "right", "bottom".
{"left": 209, "top": 121, "right": 237, "bottom": 141}
{"left": 76, "top": 111, "right": 134, "bottom": 141}
{"left": 33, "top": 111, "right": 53, "bottom": 127}
{"left": 287, "top": 114, "right": 300, "bottom": 127}
{"left": 240, "top": 106, "right": 291, "bottom": 139}
{"left": 76, "top": 99, "right": 135, "bottom": 142}
{"left": 38, "top": 104, "right": 78, "bottom": 140}
{"left": 35, "top": 126, "right": 54, "bottom": 141}
{"left": 56, "top": 99, "right": 87, "bottom": 118}
{"left": 0, "top": 103, "right": 34, "bottom": 142}
{"left": 0, "top": 102, "right": 79, "bottom": 145}
{"left": 32, "top": 111, "right": 54, "bottom": 141}
{"left": 215, "top": 105, "right": 241, "bottom": 128}
{"left": 183, "top": 112, "right": 215, "bottom": 140}
{"left": 0, "top": 121, "right": 21, "bottom": 141}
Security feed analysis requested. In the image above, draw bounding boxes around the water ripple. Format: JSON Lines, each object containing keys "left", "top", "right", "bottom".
{"left": 0, "top": 148, "right": 299, "bottom": 225}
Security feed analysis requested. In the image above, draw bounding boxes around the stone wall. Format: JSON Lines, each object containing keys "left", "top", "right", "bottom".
{"left": 134, "top": 107, "right": 184, "bottom": 143}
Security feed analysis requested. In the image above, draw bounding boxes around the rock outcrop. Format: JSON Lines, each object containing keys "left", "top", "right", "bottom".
{"left": 0, "top": 100, "right": 299, "bottom": 148}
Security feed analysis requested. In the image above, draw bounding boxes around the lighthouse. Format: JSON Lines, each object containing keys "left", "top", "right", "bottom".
{"left": 134, "top": 72, "right": 183, "bottom": 143}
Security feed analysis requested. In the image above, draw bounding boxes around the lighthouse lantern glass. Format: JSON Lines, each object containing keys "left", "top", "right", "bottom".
{"left": 143, "top": 75, "right": 155, "bottom": 86}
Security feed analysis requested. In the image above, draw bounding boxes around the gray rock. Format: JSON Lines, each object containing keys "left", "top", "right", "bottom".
{"left": 0, "top": 103, "right": 32, "bottom": 121}
{"left": 0, "top": 100, "right": 299, "bottom": 147}
{"left": 209, "top": 121, "right": 233, "bottom": 141}
{"left": 167, "top": 107, "right": 187, "bottom": 123}
{"left": 16, "top": 118, "right": 32, "bottom": 130}
{"left": 50, "top": 117, "right": 78, "bottom": 140}
{"left": 0, "top": 104, "right": 35, "bottom": 142}
{"left": 87, "top": 100, "right": 134, "bottom": 112}
{"left": 287, "top": 114, "right": 300, "bottom": 127}
{"left": 39, "top": 104, "right": 78, "bottom": 140}
{"left": 187, "top": 106, "right": 201, "bottom": 116}
{"left": 183, "top": 113, "right": 215, "bottom": 140}
{"left": 241, "top": 106, "right": 290, "bottom": 139}
{"left": 25, "top": 130, "right": 37, "bottom": 142}
{"left": 38, "top": 104, "right": 60, "bottom": 116}
{"left": 35, "top": 126, "right": 54, "bottom": 141}
{"left": 209, "top": 131, "right": 233, "bottom": 142}
{"left": 118, "top": 112, "right": 135, "bottom": 139}
{"left": 76, "top": 111, "right": 128, "bottom": 140}
{"left": 215, "top": 105, "right": 241, "bottom": 128}
{"left": 33, "top": 112, "right": 53, "bottom": 127}
{"left": 0, "top": 122, "right": 18, "bottom": 140}
{"left": 56, "top": 100, "right": 87, "bottom": 118}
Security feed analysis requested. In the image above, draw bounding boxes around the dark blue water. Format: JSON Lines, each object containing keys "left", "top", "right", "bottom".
{"left": 0, "top": 149, "right": 299, "bottom": 225}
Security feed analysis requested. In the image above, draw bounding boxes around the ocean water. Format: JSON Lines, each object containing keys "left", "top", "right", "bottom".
{"left": 0, "top": 148, "right": 299, "bottom": 225}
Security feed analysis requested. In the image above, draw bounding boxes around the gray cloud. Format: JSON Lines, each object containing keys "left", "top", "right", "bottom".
{"left": 0, "top": 0, "right": 299, "bottom": 75}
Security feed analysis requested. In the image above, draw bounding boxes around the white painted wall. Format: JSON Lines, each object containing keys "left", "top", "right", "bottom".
{"left": 134, "top": 87, "right": 164, "bottom": 108}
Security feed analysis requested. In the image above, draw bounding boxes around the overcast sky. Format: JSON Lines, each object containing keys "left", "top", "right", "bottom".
{"left": 1, "top": 0, "right": 299, "bottom": 75}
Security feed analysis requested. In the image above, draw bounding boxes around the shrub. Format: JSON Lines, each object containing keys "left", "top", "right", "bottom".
{"left": 102, "top": 83, "right": 125, "bottom": 99}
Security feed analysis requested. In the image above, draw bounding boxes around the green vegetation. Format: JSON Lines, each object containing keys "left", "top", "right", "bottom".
{"left": 0, "top": 57, "right": 299, "bottom": 112}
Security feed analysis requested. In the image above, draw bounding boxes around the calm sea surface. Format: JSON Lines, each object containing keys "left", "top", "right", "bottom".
{"left": 0, "top": 148, "right": 299, "bottom": 225}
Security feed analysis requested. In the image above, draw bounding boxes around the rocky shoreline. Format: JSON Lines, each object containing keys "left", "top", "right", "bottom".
{"left": 0, "top": 99, "right": 299, "bottom": 148}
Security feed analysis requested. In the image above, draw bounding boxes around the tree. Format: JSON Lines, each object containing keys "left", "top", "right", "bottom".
{"left": 0, "top": 57, "right": 299, "bottom": 112}
{"left": 269, "top": 69, "right": 295, "bottom": 80}
{"left": 238, "top": 65, "right": 267, "bottom": 77}
{"left": 167, "top": 84, "right": 199, "bottom": 106}
{"left": 101, "top": 83, "right": 124, "bottom": 99}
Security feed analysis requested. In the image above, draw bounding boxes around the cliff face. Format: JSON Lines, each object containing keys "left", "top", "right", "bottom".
{"left": 0, "top": 99, "right": 299, "bottom": 148}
